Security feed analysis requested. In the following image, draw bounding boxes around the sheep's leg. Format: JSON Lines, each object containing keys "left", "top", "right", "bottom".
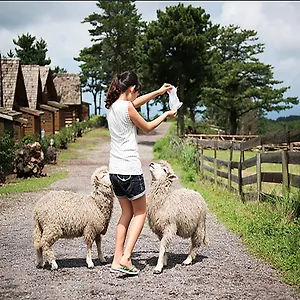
{"left": 182, "top": 224, "right": 204, "bottom": 265}
{"left": 83, "top": 227, "right": 95, "bottom": 268}
{"left": 34, "top": 219, "right": 44, "bottom": 268}
{"left": 42, "top": 241, "right": 58, "bottom": 270}
{"left": 95, "top": 235, "right": 106, "bottom": 263}
{"left": 36, "top": 248, "right": 44, "bottom": 268}
{"left": 41, "top": 229, "right": 61, "bottom": 270}
{"left": 86, "top": 242, "right": 94, "bottom": 268}
{"left": 157, "top": 233, "right": 168, "bottom": 266}
{"left": 163, "top": 252, "right": 168, "bottom": 267}
{"left": 154, "top": 227, "right": 176, "bottom": 274}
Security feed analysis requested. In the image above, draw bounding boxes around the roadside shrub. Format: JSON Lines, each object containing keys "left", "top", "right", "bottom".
{"left": 18, "top": 135, "right": 36, "bottom": 148}
{"left": 0, "top": 133, "right": 16, "bottom": 182}
{"left": 265, "top": 190, "right": 300, "bottom": 221}
{"left": 154, "top": 132, "right": 197, "bottom": 182}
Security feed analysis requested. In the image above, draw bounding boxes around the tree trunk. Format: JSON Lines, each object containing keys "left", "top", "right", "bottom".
{"left": 189, "top": 107, "right": 196, "bottom": 125}
{"left": 98, "top": 91, "right": 102, "bottom": 116}
{"left": 230, "top": 111, "right": 238, "bottom": 135}
{"left": 178, "top": 82, "right": 185, "bottom": 136}
{"left": 93, "top": 93, "right": 97, "bottom": 116}
{"left": 146, "top": 102, "right": 150, "bottom": 121}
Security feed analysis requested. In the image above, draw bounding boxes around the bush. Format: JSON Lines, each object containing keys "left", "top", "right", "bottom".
{"left": 18, "top": 135, "right": 36, "bottom": 148}
{"left": 0, "top": 133, "right": 16, "bottom": 182}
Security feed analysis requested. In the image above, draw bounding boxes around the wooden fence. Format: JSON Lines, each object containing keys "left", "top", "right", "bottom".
{"left": 183, "top": 129, "right": 300, "bottom": 201}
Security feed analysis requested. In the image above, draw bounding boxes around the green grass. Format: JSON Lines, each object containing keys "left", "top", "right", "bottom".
{"left": 0, "top": 171, "right": 68, "bottom": 194}
{"left": 154, "top": 133, "right": 300, "bottom": 290}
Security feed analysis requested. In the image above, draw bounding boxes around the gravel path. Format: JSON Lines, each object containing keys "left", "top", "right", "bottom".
{"left": 0, "top": 122, "right": 299, "bottom": 300}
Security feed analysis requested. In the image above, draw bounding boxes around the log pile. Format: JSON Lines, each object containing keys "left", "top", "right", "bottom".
{"left": 15, "top": 142, "right": 45, "bottom": 178}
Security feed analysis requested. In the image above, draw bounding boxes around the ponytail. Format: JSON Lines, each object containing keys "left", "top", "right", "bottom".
{"left": 105, "top": 74, "right": 121, "bottom": 109}
{"left": 105, "top": 71, "right": 141, "bottom": 109}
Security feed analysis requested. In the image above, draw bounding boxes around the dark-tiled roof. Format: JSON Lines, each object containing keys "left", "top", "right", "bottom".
{"left": 0, "top": 58, "right": 20, "bottom": 109}
{"left": 21, "top": 65, "right": 40, "bottom": 109}
{"left": 53, "top": 73, "right": 81, "bottom": 105}
{"left": 39, "top": 66, "right": 50, "bottom": 91}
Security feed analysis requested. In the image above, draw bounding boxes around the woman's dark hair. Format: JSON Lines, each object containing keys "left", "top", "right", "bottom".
{"left": 105, "top": 70, "right": 141, "bottom": 109}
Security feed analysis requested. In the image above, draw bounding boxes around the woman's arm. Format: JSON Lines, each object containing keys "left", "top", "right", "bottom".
{"left": 128, "top": 102, "right": 176, "bottom": 133}
{"left": 133, "top": 83, "right": 172, "bottom": 108}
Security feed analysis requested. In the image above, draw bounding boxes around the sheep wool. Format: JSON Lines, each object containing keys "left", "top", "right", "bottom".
{"left": 33, "top": 166, "right": 115, "bottom": 270}
{"left": 147, "top": 161, "right": 208, "bottom": 274}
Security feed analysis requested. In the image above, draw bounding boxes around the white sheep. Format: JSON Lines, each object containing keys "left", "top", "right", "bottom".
{"left": 33, "top": 166, "right": 115, "bottom": 270}
{"left": 147, "top": 161, "right": 208, "bottom": 274}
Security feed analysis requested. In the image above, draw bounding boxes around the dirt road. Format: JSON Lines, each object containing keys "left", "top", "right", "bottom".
{"left": 0, "top": 122, "right": 298, "bottom": 300}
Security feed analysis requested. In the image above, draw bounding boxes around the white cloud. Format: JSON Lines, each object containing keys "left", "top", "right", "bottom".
{"left": 220, "top": 2, "right": 300, "bottom": 57}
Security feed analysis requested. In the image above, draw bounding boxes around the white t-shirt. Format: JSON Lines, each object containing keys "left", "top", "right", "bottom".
{"left": 107, "top": 100, "right": 142, "bottom": 175}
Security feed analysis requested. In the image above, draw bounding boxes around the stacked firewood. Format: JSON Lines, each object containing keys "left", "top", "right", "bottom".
{"left": 15, "top": 142, "right": 45, "bottom": 178}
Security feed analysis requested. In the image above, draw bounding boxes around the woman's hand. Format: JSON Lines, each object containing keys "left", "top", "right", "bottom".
{"left": 166, "top": 110, "right": 177, "bottom": 118}
{"left": 157, "top": 83, "right": 172, "bottom": 95}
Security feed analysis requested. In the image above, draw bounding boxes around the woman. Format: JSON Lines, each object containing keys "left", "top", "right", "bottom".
{"left": 105, "top": 70, "right": 176, "bottom": 275}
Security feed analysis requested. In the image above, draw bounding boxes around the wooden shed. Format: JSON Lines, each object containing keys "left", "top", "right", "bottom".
{"left": 40, "top": 66, "right": 68, "bottom": 132}
{"left": 0, "top": 58, "right": 32, "bottom": 140}
{"left": 22, "top": 65, "right": 55, "bottom": 136}
{"left": 53, "top": 73, "right": 82, "bottom": 125}
{"left": 81, "top": 101, "right": 91, "bottom": 121}
{"left": 0, "top": 108, "right": 27, "bottom": 141}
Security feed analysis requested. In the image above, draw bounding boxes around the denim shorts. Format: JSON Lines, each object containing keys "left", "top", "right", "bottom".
{"left": 109, "top": 174, "right": 146, "bottom": 201}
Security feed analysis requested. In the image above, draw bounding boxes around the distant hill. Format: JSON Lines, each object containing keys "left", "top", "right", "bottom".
{"left": 276, "top": 115, "right": 300, "bottom": 122}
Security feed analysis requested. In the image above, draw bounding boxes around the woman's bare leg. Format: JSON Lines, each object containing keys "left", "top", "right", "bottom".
{"left": 111, "top": 197, "right": 133, "bottom": 269}
{"left": 119, "top": 195, "right": 147, "bottom": 269}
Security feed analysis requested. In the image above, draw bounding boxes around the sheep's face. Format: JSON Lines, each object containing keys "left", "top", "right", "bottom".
{"left": 149, "top": 162, "right": 178, "bottom": 182}
{"left": 91, "top": 166, "right": 111, "bottom": 188}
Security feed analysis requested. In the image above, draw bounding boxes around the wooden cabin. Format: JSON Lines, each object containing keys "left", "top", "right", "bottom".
{"left": 40, "top": 66, "right": 68, "bottom": 133}
{"left": 0, "top": 108, "right": 26, "bottom": 140}
{"left": 0, "top": 58, "right": 32, "bottom": 140}
{"left": 53, "top": 73, "right": 82, "bottom": 125}
{"left": 81, "top": 101, "right": 91, "bottom": 121}
{"left": 22, "top": 65, "right": 56, "bottom": 136}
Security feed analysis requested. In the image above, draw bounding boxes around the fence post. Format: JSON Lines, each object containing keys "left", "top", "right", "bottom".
{"left": 238, "top": 150, "right": 244, "bottom": 199}
{"left": 214, "top": 140, "right": 217, "bottom": 184}
{"left": 196, "top": 139, "right": 200, "bottom": 174}
{"left": 200, "top": 145, "right": 204, "bottom": 177}
{"left": 227, "top": 142, "right": 233, "bottom": 191}
{"left": 256, "top": 152, "right": 262, "bottom": 201}
{"left": 282, "top": 150, "right": 290, "bottom": 196}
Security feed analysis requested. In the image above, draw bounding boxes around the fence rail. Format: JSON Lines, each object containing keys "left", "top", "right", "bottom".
{"left": 183, "top": 130, "right": 300, "bottom": 201}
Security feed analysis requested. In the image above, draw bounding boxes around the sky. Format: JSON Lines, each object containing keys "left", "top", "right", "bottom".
{"left": 1, "top": 1, "right": 300, "bottom": 120}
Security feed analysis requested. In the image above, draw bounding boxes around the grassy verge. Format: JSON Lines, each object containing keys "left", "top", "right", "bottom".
{"left": 0, "top": 127, "right": 109, "bottom": 195}
{"left": 0, "top": 171, "right": 68, "bottom": 194}
{"left": 153, "top": 127, "right": 300, "bottom": 290}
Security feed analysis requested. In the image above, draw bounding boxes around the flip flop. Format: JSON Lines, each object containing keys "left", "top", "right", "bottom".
{"left": 110, "top": 268, "right": 120, "bottom": 273}
{"left": 118, "top": 265, "right": 140, "bottom": 275}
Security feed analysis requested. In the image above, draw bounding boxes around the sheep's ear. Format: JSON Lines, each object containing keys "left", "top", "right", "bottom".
{"left": 167, "top": 174, "right": 178, "bottom": 181}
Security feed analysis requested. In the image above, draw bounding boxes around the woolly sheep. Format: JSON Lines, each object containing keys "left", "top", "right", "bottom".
{"left": 147, "top": 161, "right": 208, "bottom": 274}
{"left": 33, "top": 166, "right": 115, "bottom": 270}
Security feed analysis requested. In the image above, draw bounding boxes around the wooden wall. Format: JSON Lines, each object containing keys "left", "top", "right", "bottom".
{"left": 81, "top": 103, "right": 90, "bottom": 121}
{"left": 41, "top": 110, "right": 54, "bottom": 136}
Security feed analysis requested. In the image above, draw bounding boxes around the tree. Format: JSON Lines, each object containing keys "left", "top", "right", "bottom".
{"left": 202, "top": 25, "right": 299, "bottom": 134}
{"left": 50, "top": 66, "right": 67, "bottom": 76}
{"left": 6, "top": 49, "right": 15, "bottom": 58}
{"left": 82, "top": 0, "right": 144, "bottom": 85}
{"left": 10, "top": 33, "right": 51, "bottom": 66}
{"left": 74, "top": 43, "right": 105, "bottom": 116}
{"left": 142, "top": 4, "right": 218, "bottom": 135}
